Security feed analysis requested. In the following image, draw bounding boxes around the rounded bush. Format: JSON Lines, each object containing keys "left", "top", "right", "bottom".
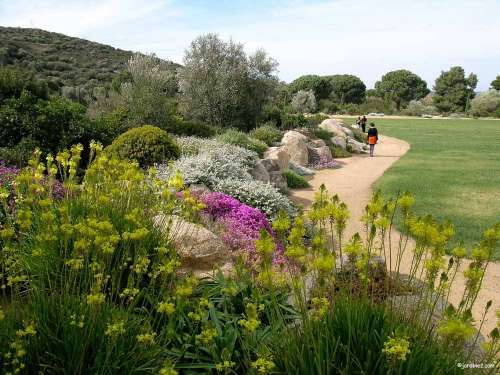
{"left": 217, "top": 129, "right": 268, "bottom": 157}
{"left": 106, "top": 125, "right": 180, "bottom": 168}
{"left": 282, "top": 169, "right": 310, "bottom": 188}
{"left": 249, "top": 123, "right": 282, "bottom": 146}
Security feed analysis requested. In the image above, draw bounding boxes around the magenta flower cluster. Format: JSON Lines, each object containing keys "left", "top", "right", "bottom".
{"left": 199, "top": 191, "right": 287, "bottom": 266}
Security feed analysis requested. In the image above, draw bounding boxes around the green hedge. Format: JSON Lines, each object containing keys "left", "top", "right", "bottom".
{"left": 106, "top": 125, "right": 180, "bottom": 168}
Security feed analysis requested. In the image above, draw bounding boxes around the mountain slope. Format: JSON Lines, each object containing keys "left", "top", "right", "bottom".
{"left": 0, "top": 26, "right": 179, "bottom": 90}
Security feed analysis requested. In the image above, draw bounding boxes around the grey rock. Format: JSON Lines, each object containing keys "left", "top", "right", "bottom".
{"left": 289, "top": 161, "right": 315, "bottom": 176}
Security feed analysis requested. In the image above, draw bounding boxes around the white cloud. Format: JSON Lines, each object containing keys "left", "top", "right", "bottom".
{"left": 1, "top": 0, "right": 499, "bottom": 90}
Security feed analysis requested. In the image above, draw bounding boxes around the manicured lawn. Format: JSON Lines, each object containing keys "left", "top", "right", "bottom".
{"left": 354, "top": 118, "right": 500, "bottom": 258}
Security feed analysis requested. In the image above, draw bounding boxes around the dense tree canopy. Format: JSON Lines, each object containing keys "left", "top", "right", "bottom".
{"left": 374, "top": 70, "right": 429, "bottom": 110}
{"left": 327, "top": 74, "right": 366, "bottom": 104}
{"left": 178, "top": 34, "right": 278, "bottom": 131}
{"left": 288, "top": 75, "right": 333, "bottom": 101}
{"left": 491, "top": 75, "right": 500, "bottom": 91}
{"left": 433, "top": 66, "right": 477, "bottom": 113}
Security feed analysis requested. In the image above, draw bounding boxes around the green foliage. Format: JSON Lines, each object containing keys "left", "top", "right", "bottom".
{"left": 327, "top": 74, "right": 366, "bottom": 104}
{"left": 282, "top": 169, "right": 310, "bottom": 188}
{"left": 106, "top": 125, "right": 180, "bottom": 167}
{"left": 317, "top": 99, "right": 339, "bottom": 114}
{"left": 178, "top": 33, "right": 278, "bottom": 131}
{"left": 288, "top": 75, "right": 333, "bottom": 100}
{"left": 305, "top": 113, "right": 330, "bottom": 128}
{"left": 351, "top": 127, "right": 368, "bottom": 143}
{"left": 88, "top": 54, "right": 178, "bottom": 130}
{"left": 273, "top": 298, "right": 464, "bottom": 374}
{"left": 375, "top": 70, "right": 429, "bottom": 110}
{"left": 329, "top": 144, "right": 351, "bottom": 158}
{"left": 470, "top": 89, "right": 500, "bottom": 118}
{"left": 217, "top": 129, "right": 268, "bottom": 157}
{"left": 491, "top": 75, "right": 500, "bottom": 90}
{"left": 433, "top": 66, "right": 477, "bottom": 113}
{"left": 403, "top": 99, "right": 439, "bottom": 116}
{"left": 166, "top": 118, "right": 219, "bottom": 138}
{"left": 0, "top": 26, "right": 179, "bottom": 92}
{"left": 280, "top": 113, "right": 306, "bottom": 130}
{"left": 249, "top": 123, "right": 282, "bottom": 146}
{"left": 310, "top": 128, "right": 333, "bottom": 143}
{"left": 0, "top": 67, "right": 48, "bottom": 103}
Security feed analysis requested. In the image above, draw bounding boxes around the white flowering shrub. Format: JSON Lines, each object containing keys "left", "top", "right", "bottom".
{"left": 158, "top": 152, "right": 252, "bottom": 187}
{"left": 214, "top": 178, "right": 295, "bottom": 218}
{"left": 158, "top": 136, "right": 295, "bottom": 218}
{"left": 174, "top": 136, "right": 257, "bottom": 166}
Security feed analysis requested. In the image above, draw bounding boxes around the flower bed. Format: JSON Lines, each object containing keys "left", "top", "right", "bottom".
{"left": 199, "top": 191, "right": 287, "bottom": 266}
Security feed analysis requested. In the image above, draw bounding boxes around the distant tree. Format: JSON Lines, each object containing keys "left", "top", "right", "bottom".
{"left": 432, "top": 66, "right": 477, "bottom": 113}
{"left": 327, "top": 74, "right": 366, "bottom": 104}
{"left": 0, "top": 67, "right": 49, "bottom": 104}
{"left": 178, "top": 34, "right": 278, "bottom": 130}
{"left": 365, "top": 88, "right": 379, "bottom": 97}
{"left": 291, "top": 90, "right": 317, "bottom": 113}
{"left": 288, "top": 75, "right": 332, "bottom": 101}
{"left": 470, "top": 89, "right": 500, "bottom": 118}
{"left": 88, "top": 53, "right": 177, "bottom": 130}
{"left": 490, "top": 75, "right": 500, "bottom": 90}
{"left": 375, "top": 70, "right": 429, "bottom": 111}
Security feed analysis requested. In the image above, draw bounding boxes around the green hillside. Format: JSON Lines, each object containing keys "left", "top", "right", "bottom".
{"left": 0, "top": 26, "right": 179, "bottom": 91}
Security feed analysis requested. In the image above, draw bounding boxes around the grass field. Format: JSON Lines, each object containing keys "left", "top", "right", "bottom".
{"left": 346, "top": 117, "right": 500, "bottom": 258}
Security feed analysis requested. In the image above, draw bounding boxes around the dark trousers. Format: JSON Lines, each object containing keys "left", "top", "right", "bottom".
{"left": 361, "top": 124, "right": 366, "bottom": 133}
{"left": 369, "top": 144, "right": 375, "bottom": 156}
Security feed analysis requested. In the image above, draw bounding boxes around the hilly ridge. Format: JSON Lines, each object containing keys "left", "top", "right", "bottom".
{"left": 0, "top": 26, "right": 179, "bottom": 91}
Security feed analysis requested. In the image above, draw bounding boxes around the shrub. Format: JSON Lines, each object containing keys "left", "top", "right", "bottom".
{"left": 305, "top": 113, "right": 330, "bottom": 128}
{"left": 329, "top": 144, "right": 351, "bottom": 158}
{"left": 351, "top": 127, "right": 368, "bottom": 143}
{"left": 174, "top": 136, "right": 257, "bottom": 164}
{"left": 318, "top": 99, "right": 339, "bottom": 114}
{"left": 280, "top": 113, "right": 306, "bottom": 130}
{"left": 282, "top": 169, "right": 310, "bottom": 188}
{"left": 310, "top": 128, "right": 333, "bottom": 143}
{"left": 217, "top": 129, "right": 268, "bottom": 157}
{"left": 470, "top": 89, "right": 500, "bottom": 118}
{"left": 166, "top": 118, "right": 219, "bottom": 138}
{"left": 214, "top": 178, "right": 295, "bottom": 218}
{"left": 291, "top": 89, "right": 317, "bottom": 113}
{"left": 106, "top": 125, "right": 180, "bottom": 168}
{"left": 249, "top": 123, "right": 282, "bottom": 146}
{"left": 403, "top": 99, "right": 438, "bottom": 116}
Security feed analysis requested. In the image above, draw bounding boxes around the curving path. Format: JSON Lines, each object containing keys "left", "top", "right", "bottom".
{"left": 290, "top": 135, "right": 500, "bottom": 335}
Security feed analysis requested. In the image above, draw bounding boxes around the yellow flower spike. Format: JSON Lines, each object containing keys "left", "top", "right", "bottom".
{"left": 382, "top": 333, "right": 411, "bottom": 364}
{"left": 251, "top": 354, "right": 275, "bottom": 375}
{"left": 157, "top": 300, "right": 176, "bottom": 314}
{"left": 105, "top": 319, "right": 126, "bottom": 339}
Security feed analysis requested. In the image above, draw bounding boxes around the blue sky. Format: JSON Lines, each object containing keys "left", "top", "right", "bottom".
{"left": 1, "top": 0, "right": 499, "bottom": 90}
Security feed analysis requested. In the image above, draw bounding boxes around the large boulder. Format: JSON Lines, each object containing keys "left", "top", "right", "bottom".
{"left": 308, "top": 145, "right": 332, "bottom": 165}
{"left": 319, "top": 119, "right": 348, "bottom": 138}
{"left": 289, "top": 161, "right": 315, "bottom": 176}
{"left": 331, "top": 136, "right": 347, "bottom": 150}
{"left": 249, "top": 160, "right": 270, "bottom": 183}
{"left": 341, "top": 126, "right": 354, "bottom": 137}
{"left": 347, "top": 137, "right": 368, "bottom": 154}
{"left": 260, "top": 158, "right": 287, "bottom": 191}
{"left": 263, "top": 146, "right": 290, "bottom": 170}
{"left": 281, "top": 131, "right": 309, "bottom": 167}
{"left": 154, "top": 214, "right": 230, "bottom": 271}
{"left": 309, "top": 139, "right": 326, "bottom": 147}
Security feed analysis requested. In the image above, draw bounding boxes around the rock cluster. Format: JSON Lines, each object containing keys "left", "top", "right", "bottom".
{"left": 319, "top": 119, "right": 369, "bottom": 154}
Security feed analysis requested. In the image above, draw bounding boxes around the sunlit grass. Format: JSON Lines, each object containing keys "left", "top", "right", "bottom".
{"left": 363, "top": 117, "right": 500, "bottom": 258}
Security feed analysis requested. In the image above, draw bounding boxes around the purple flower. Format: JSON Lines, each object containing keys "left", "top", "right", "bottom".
{"left": 199, "top": 191, "right": 287, "bottom": 266}
{"left": 309, "top": 154, "right": 339, "bottom": 170}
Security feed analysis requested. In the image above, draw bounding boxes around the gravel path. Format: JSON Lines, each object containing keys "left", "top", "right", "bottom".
{"left": 290, "top": 135, "right": 499, "bottom": 335}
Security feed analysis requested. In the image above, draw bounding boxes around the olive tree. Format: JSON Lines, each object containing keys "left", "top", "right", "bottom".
{"left": 291, "top": 90, "right": 316, "bottom": 113}
{"left": 375, "top": 70, "right": 429, "bottom": 111}
{"left": 178, "top": 34, "right": 278, "bottom": 130}
{"left": 470, "top": 89, "right": 500, "bottom": 117}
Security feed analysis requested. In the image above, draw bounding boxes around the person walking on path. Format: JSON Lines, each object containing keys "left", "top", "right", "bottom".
{"left": 361, "top": 115, "right": 367, "bottom": 133}
{"left": 367, "top": 122, "right": 378, "bottom": 157}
